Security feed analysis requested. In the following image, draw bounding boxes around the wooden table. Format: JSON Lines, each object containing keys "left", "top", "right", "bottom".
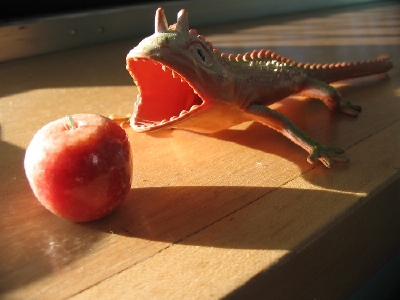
{"left": 1, "top": 2, "right": 399, "bottom": 299}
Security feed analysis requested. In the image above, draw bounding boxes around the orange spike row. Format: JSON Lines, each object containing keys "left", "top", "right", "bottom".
{"left": 378, "top": 54, "right": 390, "bottom": 60}
{"left": 197, "top": 35, "right": 205, "bottom": 40}
{"left": 228, "top": 54, "right": 235, "bottom": 61}
{"left": 189, "top": 29, "right": 197, "bottom": 35}
{"left": 243, "top": 52, "right": 251, "bottom": 61}
{"left": 250, "top": 50, "right": 258, "bottom": 59}
{"left": 257, "top": 49, "right": 266, "bottom": 58}
{"left": 213, "top": 49, "right": 221, "bottom": 54}
{"left": 220, "top": 53, "right": 229, "bottom": 59}
{"left": 235, "top": 54, "right": 243, "bottom": 61}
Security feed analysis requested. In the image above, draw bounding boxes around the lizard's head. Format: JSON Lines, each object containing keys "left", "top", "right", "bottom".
{"left": 126, "top": 8, "right": 231, "bottom": 132}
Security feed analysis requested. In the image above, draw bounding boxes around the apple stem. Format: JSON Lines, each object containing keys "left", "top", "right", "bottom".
{"left": 65, "top": 115, "right": 76, "bottom": 130}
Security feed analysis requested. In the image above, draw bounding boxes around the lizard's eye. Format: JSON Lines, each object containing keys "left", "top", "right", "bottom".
{"left": 197, "top": 49, "right": 205, "bottom": 61}
{"left": 189, "top": 44, "right": 211, "bottom": 66}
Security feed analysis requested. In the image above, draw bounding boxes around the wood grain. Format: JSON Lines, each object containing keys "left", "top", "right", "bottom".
{"left": 1, "top": 2, "right": 399, "bottom": 299}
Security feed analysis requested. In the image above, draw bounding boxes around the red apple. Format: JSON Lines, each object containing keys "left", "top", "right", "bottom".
{"left": 24, "top": 114, "right": 133, "bottom": 222}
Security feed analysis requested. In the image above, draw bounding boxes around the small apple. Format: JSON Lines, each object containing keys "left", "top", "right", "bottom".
{"left": 24, "top": 114, "right": 133, "bottom": 222}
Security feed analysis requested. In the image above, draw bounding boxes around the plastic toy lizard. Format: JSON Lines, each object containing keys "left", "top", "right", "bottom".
{"left": 121, "top": 8, "right": 393, "bottom": 167}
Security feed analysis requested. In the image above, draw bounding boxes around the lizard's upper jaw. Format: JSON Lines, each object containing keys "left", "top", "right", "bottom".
{"left": 126, "top": 55, "right": 205, "bottom": 132}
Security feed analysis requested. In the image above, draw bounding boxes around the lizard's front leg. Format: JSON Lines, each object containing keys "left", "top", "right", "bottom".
{"left": 245, "top": 104, "right": 349, "bottom": 168}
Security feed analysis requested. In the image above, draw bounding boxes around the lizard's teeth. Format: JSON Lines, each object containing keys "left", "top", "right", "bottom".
{"left": 171, "top": 71, "right": 179, "bottom": 78}
{"left": 179, "top": 110, "right": 188, "bottom": 117}
{"left": 160, "top": 119, "right": 168, "bottom": 124}
{"left": 190, "top": 105, "right": 199, "bottom": 110}
{"left": 170, "top": 116, "right": 178, "bottom": 121}
{"left": 161, "top": 65, "right": 167, "bottom": 71}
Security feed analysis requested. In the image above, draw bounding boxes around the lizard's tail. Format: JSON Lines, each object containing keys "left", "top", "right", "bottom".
{"left": 297, "top": 55, "right": 393, "bottom": 83}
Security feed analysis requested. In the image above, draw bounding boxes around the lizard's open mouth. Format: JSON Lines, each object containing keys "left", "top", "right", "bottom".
{"left": 126, "top": 57, "right": 204, "bottom": 132}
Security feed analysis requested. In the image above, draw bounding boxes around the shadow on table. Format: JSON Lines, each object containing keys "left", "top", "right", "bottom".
{"left": 87, "top": 183, "right": 364, "bottom": 249}
{"left": 86, "top": 178, "right": 399, "bottom": 299}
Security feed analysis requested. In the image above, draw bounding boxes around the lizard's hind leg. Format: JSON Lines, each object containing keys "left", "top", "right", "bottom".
{"left": 299, "top": 78, "right": 362, "bottom": 117}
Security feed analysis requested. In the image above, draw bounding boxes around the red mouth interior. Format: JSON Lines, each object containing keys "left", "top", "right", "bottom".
{"left": 127, "top": 58, "right": 203, "bottom": 127}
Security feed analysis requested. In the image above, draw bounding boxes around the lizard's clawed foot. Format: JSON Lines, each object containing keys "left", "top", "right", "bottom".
{"left": 339, "top": 100, "right": 362, "bottom": 117}
{"left": 307, "top": 145, "right": 349, "bottom": 168}
{"left": 109, "top": 114, "right": 131, "bottom": 128}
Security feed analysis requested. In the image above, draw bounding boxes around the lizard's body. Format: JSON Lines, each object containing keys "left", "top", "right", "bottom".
{"left": 124, "top": 8, "right": 393, "bottom": 167}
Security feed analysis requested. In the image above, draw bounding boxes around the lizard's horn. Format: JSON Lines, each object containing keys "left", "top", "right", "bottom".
{"left": 176, "top": 9, "right": 189, "bottom": 32}
{"left": 155, "top": 7, "right": 168, "bottom": 33}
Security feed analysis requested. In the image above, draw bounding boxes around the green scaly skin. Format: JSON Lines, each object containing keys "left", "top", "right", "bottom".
{"left": 123, "top": 8, "right": 393, "bottom": 168}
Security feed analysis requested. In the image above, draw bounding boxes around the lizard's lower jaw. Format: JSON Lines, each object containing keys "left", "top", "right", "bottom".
{"left": 130, "top": 93, "right": 204, "bottom": 132}
{"left": 126, "top": 57, "right": 205, "bottom": 132}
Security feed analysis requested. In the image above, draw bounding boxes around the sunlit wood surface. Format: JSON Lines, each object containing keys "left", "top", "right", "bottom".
{"left": 1, "top": 2, "right": 399, "bottom": 299}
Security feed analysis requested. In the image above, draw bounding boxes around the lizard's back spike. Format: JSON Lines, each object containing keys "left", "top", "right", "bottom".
{"left": 155, "top": 7, "right": 168, "bottom": 33}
